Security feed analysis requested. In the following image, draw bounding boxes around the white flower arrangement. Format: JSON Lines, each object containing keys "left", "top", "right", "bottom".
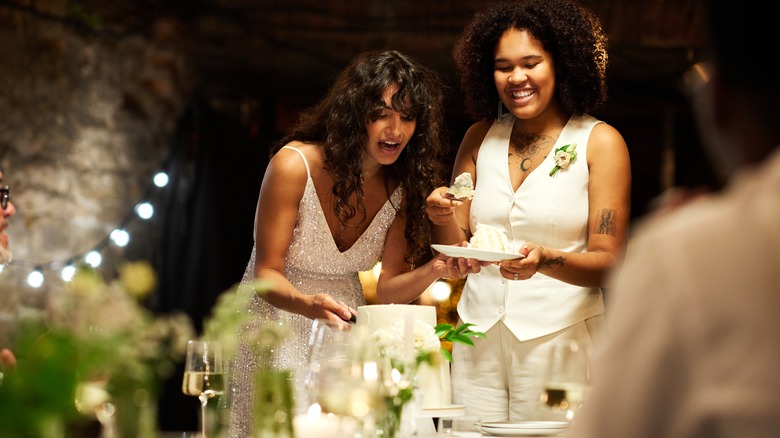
{"left": 372, "top": 319, "right": 442, "bottom": 369}
{"left": 0, "top": 261, "right": 196, "bottom": 436}
{"left": 550, "top": 143, "right": 578, "bottom": 176}
{"left": 369, "top": 318, "right": 485, "bottom": 437}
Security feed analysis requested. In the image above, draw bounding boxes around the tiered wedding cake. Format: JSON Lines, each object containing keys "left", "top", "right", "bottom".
{"left": 356, "top": 304, "right": 452, "bottom": 409}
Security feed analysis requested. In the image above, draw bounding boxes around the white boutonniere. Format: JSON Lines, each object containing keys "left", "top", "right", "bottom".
{"left": 549, "top": 143, "right": 577, "bottom": 176}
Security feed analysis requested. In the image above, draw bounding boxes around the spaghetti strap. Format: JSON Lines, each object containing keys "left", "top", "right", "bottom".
{"left": 281, "top": 146, "right": 311, "bottom": 179}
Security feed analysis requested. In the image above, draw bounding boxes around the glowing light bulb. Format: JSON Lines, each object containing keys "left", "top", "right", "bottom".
{"left": 85, "top": 251, "right": 102, "bottom": 268}
{"left": 110, "top": 229, "right": 130, "bottom": 247}
{"left": 61, "top": 264, "right": 76, "bottom": 282}
{"left": 135, "top": 202, "right": 154, "bottom": 220}
{"left": 153, "top": 172, "right": 169, "bottom": 188}
{"left": 27, "top": 269, "right": 44, "bottom": 288}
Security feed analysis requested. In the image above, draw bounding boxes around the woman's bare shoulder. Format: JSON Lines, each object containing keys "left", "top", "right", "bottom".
{"left": 267, "top": 142, "right": 314, "bottom": 182}
{"left": 589, "top": 122, "right": 627, "bottom": 153}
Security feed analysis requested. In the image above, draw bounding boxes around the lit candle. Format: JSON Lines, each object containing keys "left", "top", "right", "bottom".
{"left": 293, "top": 404, "right": 341, "bottom": 438}
{"left": 404, "top": 313, "right": 414, "bottom": 363}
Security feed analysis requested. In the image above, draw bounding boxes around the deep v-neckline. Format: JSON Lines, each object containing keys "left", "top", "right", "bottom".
{"left": 282, "top": 145, "right": 399, "bottom": 255}
{"left": 305, "top": 178, "right": 399, "bottom": 254}
{"left": 505, "top": 115, "right": 572, "bottom": 194}
{"left": 508, "top": 134, "right": 560, "bottom": 194}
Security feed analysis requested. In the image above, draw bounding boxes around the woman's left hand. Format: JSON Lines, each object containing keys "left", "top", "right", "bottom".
{"left": 498, "top": 243, "right": 542, "bottom": 281}
{"left": 432, "top": 243, "right": 482, "bottom": 279}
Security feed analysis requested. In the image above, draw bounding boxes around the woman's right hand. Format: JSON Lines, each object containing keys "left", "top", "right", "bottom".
{"left": 306, "top": 293, "right": 355, "bottom": 325}
{"left": 425, "top": 186, "right": 462, "bottom": 226}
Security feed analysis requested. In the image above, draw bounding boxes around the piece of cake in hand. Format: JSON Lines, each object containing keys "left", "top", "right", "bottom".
{"left": 469, "top": 223, "right": 510, "bottom": 252}
{"left": 445, "top": 172, "right": 475, "bottom": 200}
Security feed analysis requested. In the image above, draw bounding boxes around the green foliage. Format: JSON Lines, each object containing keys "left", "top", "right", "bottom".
{"left": 0, "top": 322, "right": 89, "bottom": 436}
{"left": 434, "top": 322, "right": 487, "bottom": 362}
{"left": 0, "top": 262, "right": 195, "bottom": 436}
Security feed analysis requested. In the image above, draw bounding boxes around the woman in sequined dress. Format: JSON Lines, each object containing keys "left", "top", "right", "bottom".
{"left": 227, "top": 49, "right": 464, "bottom": 435}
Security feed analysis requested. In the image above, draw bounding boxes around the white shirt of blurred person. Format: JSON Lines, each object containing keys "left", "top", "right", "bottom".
{"left": 568, "top": 1, "right": 780, "bottom": 437}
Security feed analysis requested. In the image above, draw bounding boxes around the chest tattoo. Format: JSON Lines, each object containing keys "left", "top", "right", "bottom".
{"left": 509, "top": 131, "right": 557, "bottom": 173}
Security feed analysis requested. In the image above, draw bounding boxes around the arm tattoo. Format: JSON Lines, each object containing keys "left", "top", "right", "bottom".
{"left": 594, "top": 209, "right": 617, "bottom": 236}
{"left": 543, "top": 256, "right": 565, "bottom": 269}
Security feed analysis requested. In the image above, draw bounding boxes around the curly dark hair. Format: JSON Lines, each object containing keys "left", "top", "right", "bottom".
{"left": 275, "top": 49, "right": 447, "bottom": 265}
{"left": 453, "top": 0, "right": 609, "bottom": 121}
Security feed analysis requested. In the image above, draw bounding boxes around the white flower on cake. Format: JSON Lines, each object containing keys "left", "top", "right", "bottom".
{"left": 373, "top": 319, "right": 443, "bottom": 368}
{"left": 358, "top": 305, "right": 486, "bottom": 436}
{"left": 469, "top": 223, "right": 510, "bottom": 252}
{"left": 445, "top": 172, "right": 475, "bottom": 200}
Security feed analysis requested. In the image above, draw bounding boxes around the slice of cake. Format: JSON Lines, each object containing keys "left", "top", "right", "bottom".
{"left": 356, "top": 304, "right": 452, "bottom": 408}
{"left": 445, "top": 172, "right": 475, "bottom": 200}
{"left": 469, "top": 223, "right": 510, "bottom": 252}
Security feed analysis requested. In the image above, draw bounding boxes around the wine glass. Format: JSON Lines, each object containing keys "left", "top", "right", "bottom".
{"left": 305, "top": 319, "right": 379, "bottom": 435}
{"left": 182, "top": 339, "right": 224, "bottom": 438}
{"left": 539, "top": 339, "right": 591, "bottom": 424}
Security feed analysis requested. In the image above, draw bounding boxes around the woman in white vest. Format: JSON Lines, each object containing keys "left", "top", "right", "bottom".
{"left": 425, "top": 0, "right": 631, "bottom": 422}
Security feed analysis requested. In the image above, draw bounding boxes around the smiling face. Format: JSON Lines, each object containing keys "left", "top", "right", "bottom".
{"left": 363, "top": 85, "right": 417, "bottom": 169}
{"left": 494, "top": 28, "right": 557, "bottom": 121}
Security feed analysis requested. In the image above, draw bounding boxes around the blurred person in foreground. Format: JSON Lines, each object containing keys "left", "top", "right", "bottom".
{"left": 0, "top": 169, "right": 17, "bottom": 376}
{"left": 568, "top": 2, "right": 780, "bottom": 437}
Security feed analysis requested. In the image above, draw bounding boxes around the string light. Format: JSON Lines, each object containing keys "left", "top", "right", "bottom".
{"left": 26, "top": 267, "right": 44, "bottom": 288}
{"left": 84, "top": 250, "right": 103, "bottom": 268}
{"left": 5, "top": 165, "right": 172, "bottom": 285}
{"left": 135, "top": 202, "right": 154, "bottom": 220}
{"left": 60, "top": 263, "right": 76, "bottom": 282}
{"left": 109, "top": 229, "right": 130, "bottom": 247}
{"left": 153, "top": 172, "right": 169, "bottom": 188}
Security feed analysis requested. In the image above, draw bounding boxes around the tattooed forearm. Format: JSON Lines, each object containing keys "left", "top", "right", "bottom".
{"left": 543, "top": 256, "right": 565, "bottom": 269}
{"left": 594, "top": 209, "right": 617, "bottom": 236}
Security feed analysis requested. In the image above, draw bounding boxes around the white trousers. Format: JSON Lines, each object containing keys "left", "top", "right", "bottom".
{"left": 451, "top": 316, "right": 603, "bottom": 422}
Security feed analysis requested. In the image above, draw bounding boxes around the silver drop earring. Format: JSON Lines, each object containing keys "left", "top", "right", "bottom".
{"left": 496, "top": 98, "right": 504, "bottom": 121}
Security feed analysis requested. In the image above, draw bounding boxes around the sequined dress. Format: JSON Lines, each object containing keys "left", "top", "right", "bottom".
{"left": 227, "top": 146, "right": 402, "bottom": 436}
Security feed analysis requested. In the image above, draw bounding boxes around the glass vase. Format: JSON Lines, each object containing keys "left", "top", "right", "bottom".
{"left": 252, "top": 368, "right": 294, "bottom": 438}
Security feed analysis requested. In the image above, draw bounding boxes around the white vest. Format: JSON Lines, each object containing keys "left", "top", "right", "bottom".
{"left": 460, "top": 113, "right": 604, "bottom": 341}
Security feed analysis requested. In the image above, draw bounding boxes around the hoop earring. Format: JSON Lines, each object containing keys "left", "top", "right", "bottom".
{"left": 496, "top": 98, "right": 504, "bottom": 121}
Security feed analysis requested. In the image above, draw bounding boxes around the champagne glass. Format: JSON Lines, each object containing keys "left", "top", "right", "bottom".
{"left": 182, "top": 339, "right": 224, "bottom": 438}
{"left": 305, "top": 319, "right": 379, "bottom": 436}
{"left": 539, "top": 339, "right": 591, "bottom": 424}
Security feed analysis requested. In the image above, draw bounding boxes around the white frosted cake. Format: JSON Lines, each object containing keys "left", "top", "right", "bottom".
{"left": 446, "top": 172, "right": 475, "bottom": 200}
{"left": 469, "top": 223, "right": 510, "bottom": 252}
{"left": 356, "top": 304, "right": 452, "bottom": 409}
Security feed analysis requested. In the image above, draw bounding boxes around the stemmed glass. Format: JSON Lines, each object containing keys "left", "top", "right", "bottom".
{"left": 305, "top": 319, "right": 379, "bottom": 436}
{"left": 539, "top": 339, "right": 591, "bottom": 425}
{"left": 182, "top": 339, "right": 224, "bottom": 438}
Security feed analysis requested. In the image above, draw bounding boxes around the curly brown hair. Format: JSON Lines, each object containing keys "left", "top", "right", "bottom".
{"left": 453, "top": 0, "right": 609, "bottom": 121}
{"left": 275, "top": 49, "right": 447, "bottom": 265}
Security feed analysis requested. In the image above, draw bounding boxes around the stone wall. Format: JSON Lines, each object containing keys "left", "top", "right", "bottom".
{"left": 0, "top": 3, "right": 193, "bottom": 344}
